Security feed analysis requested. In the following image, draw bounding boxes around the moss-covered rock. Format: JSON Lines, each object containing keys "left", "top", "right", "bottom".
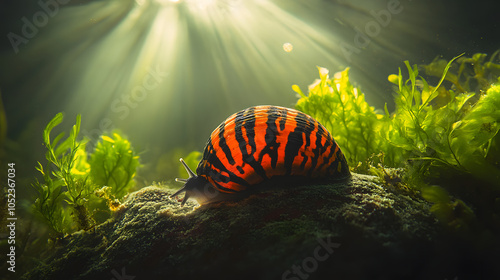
{"left": 21, "top": 173, "right": 494, "bottom": 280}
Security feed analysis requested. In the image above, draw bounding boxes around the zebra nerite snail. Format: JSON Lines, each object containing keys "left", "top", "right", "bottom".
{"left": 171, "top": 105, "right": 350, "bottom": 206}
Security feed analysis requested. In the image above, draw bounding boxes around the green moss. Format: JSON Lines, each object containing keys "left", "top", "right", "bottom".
{"left": 23, "top": 175, "right": 438, "bottom": 280}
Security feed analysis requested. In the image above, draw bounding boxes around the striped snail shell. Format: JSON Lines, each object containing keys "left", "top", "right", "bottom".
{"left": 172, "top": 105, "right": 350, "bottom": 206}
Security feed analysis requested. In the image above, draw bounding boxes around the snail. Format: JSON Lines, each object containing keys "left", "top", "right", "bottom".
{"left": 171, "top": 105, "right": 350, "bottom": 206}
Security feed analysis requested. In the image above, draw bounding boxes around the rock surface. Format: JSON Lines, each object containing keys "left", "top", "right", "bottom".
{"left": 23, "top": 173, "right": 453, "bottom": 280}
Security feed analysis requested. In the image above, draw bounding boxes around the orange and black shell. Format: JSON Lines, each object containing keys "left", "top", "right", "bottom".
{"left": 196, "top": 105, "right": 350, "bottom": 194}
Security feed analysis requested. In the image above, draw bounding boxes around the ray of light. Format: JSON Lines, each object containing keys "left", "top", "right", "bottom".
{"left": 0, "top": 0, "right": 452, "bottom": 156}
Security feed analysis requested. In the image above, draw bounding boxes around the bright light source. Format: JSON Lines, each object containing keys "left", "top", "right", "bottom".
{"left": 283, "top": 42, "right": 293, "bottom": 53}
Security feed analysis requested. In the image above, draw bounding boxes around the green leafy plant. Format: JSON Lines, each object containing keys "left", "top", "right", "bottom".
{"left": 422, "top": 50, "right": 500, "bottom": 94}
{"left": 294, "top": 54, "right": 500, "bottom": 182}
{"left": 293, "top": 52, "right": 500, "bottom": 230}
{"left": 32, "top": 113, "right": 93, "bottom": 236}
{"left": 383, "top": 56, "right": 473, "bottom": 166}
{"left": 385, "top": 57, "right": 500, "bottom": 185}
{"left": 293, "top": 67, "right": 381, "bottom": 169}
{"left": 32, "top": 114, "right": 140, "bottom": 236}
{"left": 445, "top": 84, "right": 500, "bottom": 184}
{"left": 89, "top": 132, "right": 140, "bottom": 199}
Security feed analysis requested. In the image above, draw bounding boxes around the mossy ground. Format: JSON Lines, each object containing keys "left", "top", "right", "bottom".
{"left": 21, "top": 173, "right": 499, "bottom": 280}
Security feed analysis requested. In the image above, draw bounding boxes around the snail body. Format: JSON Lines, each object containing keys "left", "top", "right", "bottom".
{"left": 172, "top": 105, "right": 350, "bottom": 206}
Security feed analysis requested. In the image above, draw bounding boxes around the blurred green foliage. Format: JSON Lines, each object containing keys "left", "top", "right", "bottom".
{"left": 89, "top": 132, "right": 140, "bottom": 199}
{"left": 422, "top": 50, "right": 500, "bottom": 94}
{"left": 420, "top": 185, "right": 475, "bottom": 231}
{"left": 32, "top": 113, "right": 140, "bottom": 237}
{"left": 293, "top": 52, "right": 500, "bottom": 231}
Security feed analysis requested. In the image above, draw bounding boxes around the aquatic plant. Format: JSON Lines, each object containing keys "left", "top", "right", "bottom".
{"left": 384, "top": 57, "right": 474, "bottom": 167}
{"left": 293, "top": 52, "right": 500, "bottom": 230}
{"left": 422, "top": 50, "right": 500, "bottom": 94}
{"left": 32, "top": 113, "right": 92, "bottom": 235}
{"left": 32, "top": 113, "right": 140, "bottom": 236}
{"left": 293, "top": 54, "right": 500, "bottom": 177}
{"left": 89, "top": 132, "right": 140, "bottom": 199}
{"left": 384, "top": 56, "right": 500, "bottom": 186}
{"left": 293, "top": 67, "right": 380, "bottom": 169}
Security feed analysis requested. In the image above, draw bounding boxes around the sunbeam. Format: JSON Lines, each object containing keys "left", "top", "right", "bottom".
{"left": 1, "top": 0, "right": 492, "bottom": 168}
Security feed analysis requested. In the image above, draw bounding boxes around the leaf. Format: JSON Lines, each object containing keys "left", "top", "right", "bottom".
{"left": 419, "top": 77, "right": 433, "bottom": 107}
{"left": 72, "top": 114, "right": 81, "bottom": 145}
{"left": 44, "top": 113, "right": 63, "bottom": 146}
{"left": 397, "top": 67, "right": 403, "bottom": 93}
{"left": 54, "top": 136, "right": 73, "bottom": 159}
{"left": 404, "top": 61, "right": 417, "bottom": 104}
{"left": 292, "top": 84, "right": 306, "bottom": 98}
{"left": 101, "top": 135, "right": 115, "bottom": 143}
{"left": 35, "top": 162, "right": 44, "bottom": 174}
{"left": 52, "top": 132, "right": 66, "bottom": 151}
{"left": 429, "top": 53, "right": 464, "bottom": 99}
{"left": 52, "top": 184, "right": 62, "bottom": 199}
{"left": 64, "top": 191, "right": 75, "bottom": 205}
{"left": 421, "top": 185, "right": 451, "bottom": 204}
{"left": 454, "top": 93, "right": 475, "bottom": 113}
{"left": 387, "top": 74, "right": 398, "bottom": 85}
{"left": 317, "top": 66, "right": 329, "bottom": 81}
{"left": 67, "top": 114, "right": 81, "bottom": 148}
